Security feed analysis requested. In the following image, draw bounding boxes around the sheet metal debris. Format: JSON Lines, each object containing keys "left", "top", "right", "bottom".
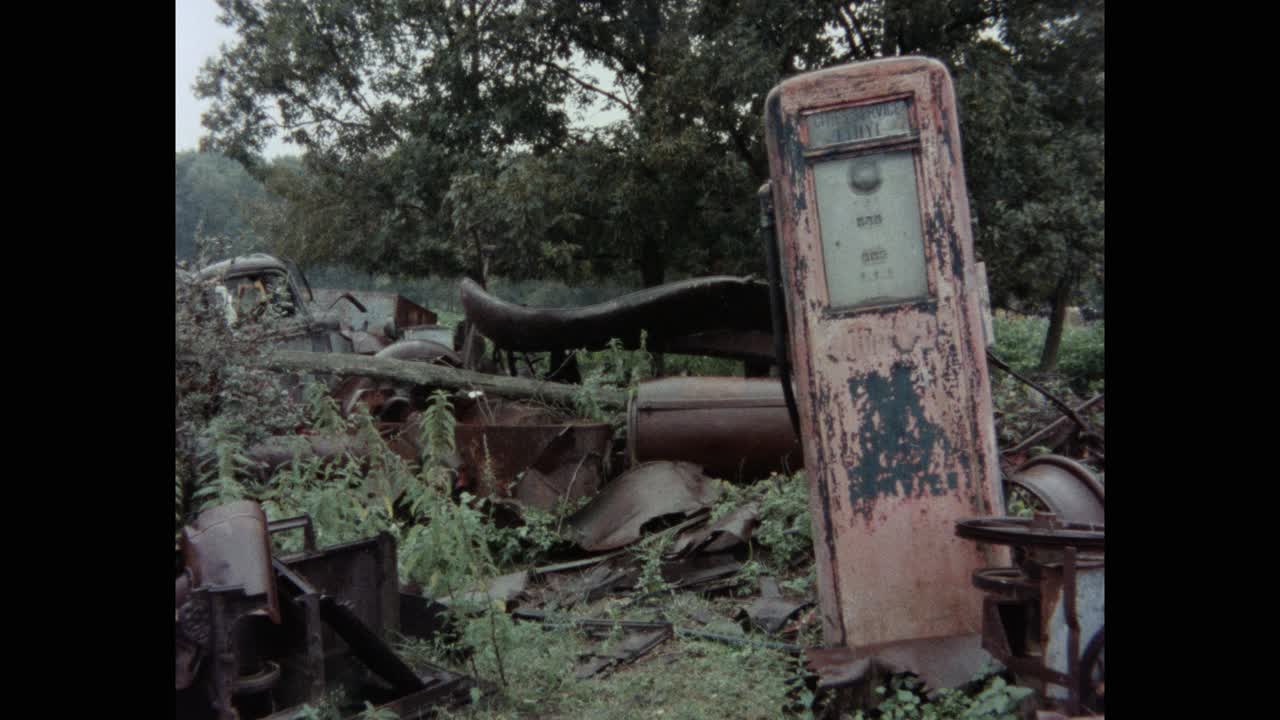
{"left": 656, "top": 553, "right": 743, "bottom": 592}
{"left": 543, "top": 560, "right": 634, "bottom": 609}
{"left": 374, "top": 338, "right": 462, "bottom": 366}
{"left": 805, "top": 633, "right": 990, "bottom": 692}
{"left": 743, "top": 576, "right": 811, "bottom": 635}
{"left": 670, "top": 502, "right": 759, "bottom": 556}
{"left": 574, "top": 625, "right": 673, "bottom": 679}
{"left": 308, "top": 288, "right": 438, "bottom": 335}
{"left": 566, "top": 461, "right": 721, "bottom": 551}
{"left": 440, "top": 571, "right": 531, "bottom": 610}
{"left": 455, "top": 411, "right": 611, "bottom": 510}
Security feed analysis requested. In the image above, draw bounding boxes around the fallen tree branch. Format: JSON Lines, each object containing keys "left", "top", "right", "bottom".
{"left": 260, "top": 350, "right": 629, "bottom": 410}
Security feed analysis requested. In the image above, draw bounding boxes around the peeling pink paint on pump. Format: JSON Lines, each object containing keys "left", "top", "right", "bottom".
{"left": 763, "top": 57, "right": 1008, "bottom": 650}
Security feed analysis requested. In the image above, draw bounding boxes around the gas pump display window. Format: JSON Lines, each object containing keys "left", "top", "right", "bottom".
{"left": 806, "top": 99, "right": 912, "bottom": 147}
{"left": 808, "top": 102, "right": 928, "bottom": 310}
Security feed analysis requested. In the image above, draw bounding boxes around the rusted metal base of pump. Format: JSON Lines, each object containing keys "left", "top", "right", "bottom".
{"left": 805, "top": 633, "right": 991, "bottom": 692}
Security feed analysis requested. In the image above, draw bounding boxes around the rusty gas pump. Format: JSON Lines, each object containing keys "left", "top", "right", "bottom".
{"left": 761, "top": 57, "right": 1009, "bottom": 676}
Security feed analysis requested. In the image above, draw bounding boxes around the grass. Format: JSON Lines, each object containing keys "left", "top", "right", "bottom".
{"left": 400, "top": 600, "right": 803, "bottom": 720}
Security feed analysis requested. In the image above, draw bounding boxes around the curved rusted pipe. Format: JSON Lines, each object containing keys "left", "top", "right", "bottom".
{"left": 460, "top": 276, "right": 774, "bottom": 352}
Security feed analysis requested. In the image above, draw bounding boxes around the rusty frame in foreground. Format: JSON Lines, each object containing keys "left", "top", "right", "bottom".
{"left": 955, "top": 514, "right": 1105, "bottom": 716}
{"left": 176, "top": 502, "right": 473, "bottom": 720}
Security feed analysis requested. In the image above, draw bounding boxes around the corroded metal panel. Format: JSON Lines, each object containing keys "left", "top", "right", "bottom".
{"left": 764, "top": 57, "right": 1006, "bottom": 649}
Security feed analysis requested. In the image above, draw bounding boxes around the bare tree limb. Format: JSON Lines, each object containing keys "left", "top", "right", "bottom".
{"left": 535, "top": 59, "right": 637, "bottom": 115}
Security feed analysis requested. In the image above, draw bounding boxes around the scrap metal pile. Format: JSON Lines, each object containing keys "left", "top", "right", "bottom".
{"left": 175, "top": 502, "right": 474, "bottom": 720}
{"left": 179, "top": 256, "right": 1104, "bottom": 719}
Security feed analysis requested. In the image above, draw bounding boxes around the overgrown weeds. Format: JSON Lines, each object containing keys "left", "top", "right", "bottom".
{"left": 990, "top": 313, "right": 1104, "bottom": 457}
{"left": 711, "top": 471, "right": 812, "bottom": 580}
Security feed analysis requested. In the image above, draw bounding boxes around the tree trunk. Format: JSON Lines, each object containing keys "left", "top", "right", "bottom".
{"left": 1038, "top": 274, "right": 1073, "bottom": 372}
{"left": 261, "top": 350, "right": 628, "bottom": 410}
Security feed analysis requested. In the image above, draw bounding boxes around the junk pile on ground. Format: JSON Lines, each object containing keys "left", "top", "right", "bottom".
{"left": 178, "top": 259, "right": 1104, "bottom": 719}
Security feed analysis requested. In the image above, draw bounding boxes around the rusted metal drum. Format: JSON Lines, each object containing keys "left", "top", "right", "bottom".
{"left": 455, "top": 420, "right": 613, "bottom": 511}
{"left": 627, "top": 376, "right": 803, "bottom": 482}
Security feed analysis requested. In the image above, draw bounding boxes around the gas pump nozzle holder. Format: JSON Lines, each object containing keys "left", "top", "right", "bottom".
{"left": 763, "top": 57, "right": 1008, "bottom": 654}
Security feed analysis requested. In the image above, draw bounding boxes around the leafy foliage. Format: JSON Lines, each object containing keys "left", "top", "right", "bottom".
{"left": 196, "top": 1, "right": 1087, "bottom": 297}
{"left": 854, "top": 672, "right": 1034, "bottom": 720}
{"left": 175, "top": 235, "right": 305, "bottom": 530}
{"left": 711, "top": 471, "right": 812, "bottom": 580}
{"left": 175, "top": 151, "right": 276, "bottom": 260}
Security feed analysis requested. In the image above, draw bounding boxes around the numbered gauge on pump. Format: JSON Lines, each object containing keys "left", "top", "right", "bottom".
{"left": 807, "top": 100, "right": 928, "bottom": 309}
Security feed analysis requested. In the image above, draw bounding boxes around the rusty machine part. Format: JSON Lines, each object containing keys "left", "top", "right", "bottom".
{"left": 182, "top": 501, "right": 282, "bottom": 624}
{"left": 1006, "top": 455, "right": 1104, "bottom": 524}
{"left": 454, "top": 419, "right": 613, "bottom": 510}
{"left": 626, "top": 376, "right": 803, "bottom": 482}
{"left": 176, "top": 504, "right": 473, "bottom": 720}
{"left": 374, "top": 339, "right": 463, "bottom": 367}
{"left": 309, "top": 288, "right": 438, "bottom": 335}
{"left": 954, "top": 514, "right": 1105, "bottom": 716}
{"left": 459, "top": 276, "right": 775, "bottom": 360}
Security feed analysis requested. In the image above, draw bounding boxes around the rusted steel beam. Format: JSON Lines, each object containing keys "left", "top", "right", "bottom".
{"left": 460, "top": 276, "right": 774, "bottom": 352}
{"left": 261, "top": 350, "right": 628, "bottom": 409}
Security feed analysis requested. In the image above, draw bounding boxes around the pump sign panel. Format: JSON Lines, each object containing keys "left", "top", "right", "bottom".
{"left": 764, "top": 58, "right": 1005, "bottom": 650}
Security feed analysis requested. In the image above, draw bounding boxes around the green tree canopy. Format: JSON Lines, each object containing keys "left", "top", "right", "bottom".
{"left": 175, "top": 150, "right": 278, "bottom": 259}
{"left": 954, "top": 0, "right": 1103, "bottom": 367}
{"left": 196, "top": 0, "right": 1102, "bottom": 338}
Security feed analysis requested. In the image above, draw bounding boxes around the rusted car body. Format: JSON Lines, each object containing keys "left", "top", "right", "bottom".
{"left": 195, "top": 254, "right": 355, "bottom": 354}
